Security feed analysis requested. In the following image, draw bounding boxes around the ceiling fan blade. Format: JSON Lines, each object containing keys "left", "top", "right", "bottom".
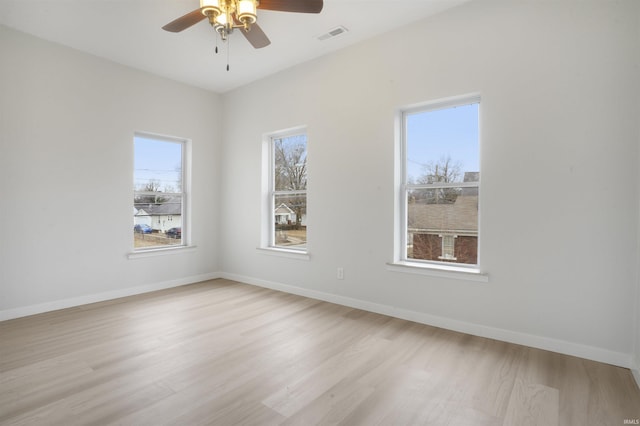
{"left": 258, "top": 0, "right": 323, "bottom": 13}
{"left": 162, "top": 8, "right": 206, "bottom": 32}
{"left": 238, "top": 22, "right": 271, "bottom": 49}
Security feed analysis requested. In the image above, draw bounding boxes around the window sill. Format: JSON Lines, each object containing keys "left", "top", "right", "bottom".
{"left": 386, "top": 261, "right": 488, "bottom": 282}
{"left": 257, "top": 247, "right": 310, "bottom": 261}
{"left": 127, "top": 245, "right": 197, "bottom": 260}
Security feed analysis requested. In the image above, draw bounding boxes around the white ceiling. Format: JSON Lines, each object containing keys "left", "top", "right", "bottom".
{"left": 0, "top": 0, "right": 470, "bottom": 93}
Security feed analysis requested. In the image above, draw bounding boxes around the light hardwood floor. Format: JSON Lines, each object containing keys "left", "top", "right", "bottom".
{"left": 1, "top": 279, "right": 639, "bottom": 425}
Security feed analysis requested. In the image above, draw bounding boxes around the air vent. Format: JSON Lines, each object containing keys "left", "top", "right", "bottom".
{"left": 316, "top": 26, "right": 349, "bottom": 41}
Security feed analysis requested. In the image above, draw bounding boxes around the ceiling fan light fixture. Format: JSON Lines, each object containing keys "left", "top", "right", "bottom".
{"left": 163, "top": 0, "right": 324, "bottom": 62}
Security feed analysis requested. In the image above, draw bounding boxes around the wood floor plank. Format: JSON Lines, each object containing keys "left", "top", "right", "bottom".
{"left": 1, "top": 278, "right": 639, "bottom": 425}
{"left": 279, "top": 378, "right": 376, "bottom": 426}
{"left": 262, "top": 335, "right": 391, "bottom": 417}
{"left": 469, "top": 341, "right": 521, "bottom": 419}
{"left": 502, "top": 378, "right": 559, "bottom": 426}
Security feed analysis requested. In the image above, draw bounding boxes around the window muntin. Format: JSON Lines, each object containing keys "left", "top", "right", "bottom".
{"left": 269, "top": 131, "right": 307, "bottom": 251}
{"left": 401, "top": 98, "right": 480, "bottom": 268}
{"left": 133, "top": 134, "right": 186, "bottom": 250}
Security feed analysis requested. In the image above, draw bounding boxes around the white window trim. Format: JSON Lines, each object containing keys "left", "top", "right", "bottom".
{"left": 260, "top": 126, "right": 309, "bottom": 256}
{"left": 386, "top": 261, "right": 488, "bottom": 282}
{"left": 391, "top": 94, "right": 485, "bottom": 280}
{"left": 130, "top": 131, "right": 193, "bottom": 256}
{"left": 256, "top": 247, "right": 310, "bottom": 260}
{"left": 128, "top": 245, "right": 197, "bottom": 259}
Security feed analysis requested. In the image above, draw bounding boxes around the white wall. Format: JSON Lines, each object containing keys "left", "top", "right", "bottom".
{"left": 220, "top": 0, "right": 640, "bottom": 367}
{"left": 0, "top": 25, "right": 222, "bottom": 317}
{"left": 635, "top": 0, "right": 640, "bottom": 383}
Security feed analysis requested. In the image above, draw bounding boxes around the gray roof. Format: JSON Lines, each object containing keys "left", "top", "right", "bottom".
{"left": 408, "top": 194, "right": 478, "bottom": 235}
{"left": 134, "top": 196, "right": 181, "bottom": 216}
{"left": 275, "top": 203, "right": 295, "bottom": 215}
{"left": 407, "top": 171, "right": 479, "bottom": 235}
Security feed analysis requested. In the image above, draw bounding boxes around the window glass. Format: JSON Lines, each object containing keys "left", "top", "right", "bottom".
{"left": 402, "top": 99, "right": 480, "bottom": 267}
{"left": 133, "top": 134, "right": 185, "bottom": 249}
{"left": 270, "top": 132, "right": 307, "bottom": 250}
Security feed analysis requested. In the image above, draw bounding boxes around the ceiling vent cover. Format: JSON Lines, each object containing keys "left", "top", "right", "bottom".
{"left": 316, "top": 26, "right": 349, "bottom": 41}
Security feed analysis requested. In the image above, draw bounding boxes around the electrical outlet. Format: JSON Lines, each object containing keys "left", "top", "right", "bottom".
{"left": 337, "top": 267, "right": 344, "bottom": 280}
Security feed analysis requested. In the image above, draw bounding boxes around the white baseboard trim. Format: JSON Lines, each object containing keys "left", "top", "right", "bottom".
{"left": 0, "top": 272, "right": 222, "bottom": 321}
{"left": 631, "top": 352, "right": 640, "bottom": 389}
{"left": 632, "top": 364, "right": 640, "bottom": 390}
{"left": 221, "top": 272, "right": 633, "bottom": 370}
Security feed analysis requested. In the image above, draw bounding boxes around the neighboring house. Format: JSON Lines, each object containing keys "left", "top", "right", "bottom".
{"left": 408, "top": 172, "right": 478, "bottom": 264}
{"left": 133, "top": 207, "right": 152, "bottom": 227}
{"left": 275, "top": 203, "right": 296, "bottom": 225}
{"left": 134, "top": 197, "right": 182, "bottom": 232}
{"left": 274, "top": 203, "right": 307, "bottom": 226}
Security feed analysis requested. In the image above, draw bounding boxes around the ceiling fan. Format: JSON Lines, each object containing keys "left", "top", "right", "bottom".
{"left": 163, "top": 0, "right": 324, "bottom": 50}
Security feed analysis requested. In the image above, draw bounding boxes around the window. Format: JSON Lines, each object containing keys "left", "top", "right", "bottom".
{"left": 264, "top": 129, "right": 308, "bottom": 252}
{"left": 399, "top": 96, "right": 480, "bottom": 269}
{"left": 439, "top": 234, "right": 457, "bottom": 261}
{"left": 133, "top": 133, "right": 187, "bottom": 250}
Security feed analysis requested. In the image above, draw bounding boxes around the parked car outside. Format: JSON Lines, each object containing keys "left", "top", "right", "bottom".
{"left": 134, "top": 224, "right": 153, "bottom": 234}
{"left": 167, "top": 227, "right": 181, "bottom": 239}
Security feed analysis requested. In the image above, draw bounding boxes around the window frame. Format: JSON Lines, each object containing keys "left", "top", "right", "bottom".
{"left": 260, "top": 126, "right": 309, "bottom": 257}
{"left": 393, "top": 94, "right": 485, "bottom": 278}
{"left": 131, "top": 131, "right": 191, "bottom": 255}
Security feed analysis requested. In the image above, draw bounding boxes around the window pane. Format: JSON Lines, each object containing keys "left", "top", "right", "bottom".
{"left": 274, "top": 135, "right": 307, "bottom": 192}
{"left": 133, "top": 135, "right": 184, "bottom": 250}
{"left": 274, "top": 193, "right": 306, "bottom": 249}
{"left": 133, "top": 195, "right": 182, "bottom": 248}
{"left": 134, "top": 137, "right": 183, "bottom": 193}
{"left": 407, "top": 187, "right": 478, "bottom": 265}
{"left": 406, "top": 103, "right": 479, "bottom": 185}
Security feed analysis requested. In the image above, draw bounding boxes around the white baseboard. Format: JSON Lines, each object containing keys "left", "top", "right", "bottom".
{"left": 632, "top": 365, "right": 640, "bottom": 390}
{"left": 221, "top": 272, "right": 633, "bottom": 370}
{"left": 0, "top": 272, "right": 222, "bottom": 321}
{"left": 633, "top": 368, "right": 640, "bottom": 390}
